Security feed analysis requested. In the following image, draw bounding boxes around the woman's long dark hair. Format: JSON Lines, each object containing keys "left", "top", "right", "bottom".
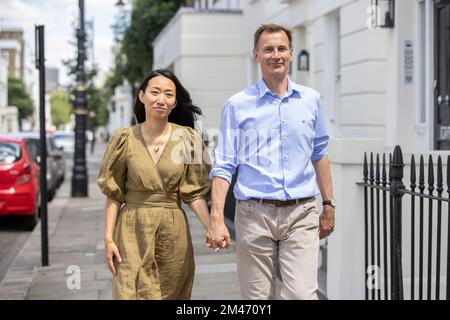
{"left": 134, "top": 69, "right": 202, "bottom": 129}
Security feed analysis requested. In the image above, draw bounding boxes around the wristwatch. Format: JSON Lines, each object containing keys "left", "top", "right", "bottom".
{"left": 322, "top": 199, "right": 336, "bottom": 209}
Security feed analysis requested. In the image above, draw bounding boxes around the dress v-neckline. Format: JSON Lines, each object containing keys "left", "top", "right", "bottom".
{"left": 139, "top": 123, "right": 173, "bottom": 167}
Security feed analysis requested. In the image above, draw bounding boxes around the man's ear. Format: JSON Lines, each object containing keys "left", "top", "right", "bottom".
{"left": 253, "top": 49, "right": 258, "bottom": 61}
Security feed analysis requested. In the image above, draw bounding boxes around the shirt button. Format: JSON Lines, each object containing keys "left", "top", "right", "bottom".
{"left": 284, "top": 156, "right": 288, "bottom": 160}
{"left": 282, "top": 120, "right": 286, "bottom": 124}
{"left": 283, "top": 137, "right": 287, "bottom": 141}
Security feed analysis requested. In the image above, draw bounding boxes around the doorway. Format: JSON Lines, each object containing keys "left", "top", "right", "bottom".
{"left": 434, "top": 0, "right": 450, "bottom": 149}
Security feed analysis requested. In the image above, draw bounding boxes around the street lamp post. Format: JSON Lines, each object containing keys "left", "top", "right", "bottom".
{"left": 71, "top": 0, "right": 88, "bottom": 197}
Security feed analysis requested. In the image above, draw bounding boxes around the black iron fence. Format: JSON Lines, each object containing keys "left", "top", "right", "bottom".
{"left": 357, "top": 146, "right": 450, "bottom": 300}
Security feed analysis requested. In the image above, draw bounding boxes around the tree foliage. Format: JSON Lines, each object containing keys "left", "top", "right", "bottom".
{"left": 110, "top": 0, "right": 183, "bottom": 90}
{"left": 7, "top": 77, "right": 34, "bottom": 129}
{"left": 49, "top": 91, "right": 71, "bottom": 128}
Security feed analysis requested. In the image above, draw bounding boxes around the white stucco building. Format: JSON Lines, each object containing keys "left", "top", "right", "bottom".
{"left": 153, "top": 0, "right": 450, "bottom": 299}
{"left": 0, "top": 28, "right": 40, "bottom": 131}
{"left": 153, "top": 4, "right": 246, "bottom": 133}
{"left": 107, "top": 80, "right": 134, "bottom": 137}
{"left": 0, "top": 51, "right": 19, "bottom": 133}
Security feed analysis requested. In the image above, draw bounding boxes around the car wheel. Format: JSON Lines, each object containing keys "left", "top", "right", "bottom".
{"left": 59, "top": 174, "right": 65, "bottom": 187}
{"left": 48, "top": 188, "right": 55, "bottom": 202}
{"left": 24, "top": 206, "right": 39, "bottom": 231}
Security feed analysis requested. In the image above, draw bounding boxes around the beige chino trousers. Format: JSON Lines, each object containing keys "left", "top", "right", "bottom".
{"left": 234, "top": 198, "right": 320, "bottom": 300}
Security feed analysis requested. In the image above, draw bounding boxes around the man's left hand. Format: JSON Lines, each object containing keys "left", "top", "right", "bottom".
{"left": 319, "top": 206, "right": 335, "bottom": 239}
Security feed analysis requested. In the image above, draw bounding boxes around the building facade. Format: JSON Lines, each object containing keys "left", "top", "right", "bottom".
{"left": 46, "top": 67, "right": 60, "bottom": 93}
{"left": 106, "top": 80, "right": 134, "bottom": 138}
{"left": 0, "top": 28, "right": 41, "bottom": 131}
{"left": 0, "top": 29, "right": 25, "bottom": 80}
{"left": 0, "top": 51, "right": 19, "bottom": 133}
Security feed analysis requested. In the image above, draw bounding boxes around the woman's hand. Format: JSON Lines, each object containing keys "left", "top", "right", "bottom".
{"left": 105, "top": 241, "right": 122, "bottom": 276}
{"left": 206, "top": 216, "right": 231, "bottom": 252}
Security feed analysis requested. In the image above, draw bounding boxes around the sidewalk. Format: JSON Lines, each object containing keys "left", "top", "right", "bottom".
{"left": 0, "top": 142, "right": 240, "bottom": 300}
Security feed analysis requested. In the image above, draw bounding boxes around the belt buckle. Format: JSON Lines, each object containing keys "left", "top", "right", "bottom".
{"left": 275, "top": 200, "right": 284, "bottom": 207}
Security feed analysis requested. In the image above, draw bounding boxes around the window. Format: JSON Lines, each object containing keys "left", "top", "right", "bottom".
{"left": 418, "top": 0, "right": 426, "bottom": 124}
{"left": 0, "top": 142, "right": 21, "bottom": 163}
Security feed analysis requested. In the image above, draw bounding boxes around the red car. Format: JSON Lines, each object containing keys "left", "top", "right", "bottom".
{"left": 0, "top": 136, "right": 40, "bottom": 230}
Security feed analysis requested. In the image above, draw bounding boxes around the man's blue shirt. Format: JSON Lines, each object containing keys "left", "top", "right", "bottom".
{"left": 210, "top": 78, "right": 329, "bottom": 200}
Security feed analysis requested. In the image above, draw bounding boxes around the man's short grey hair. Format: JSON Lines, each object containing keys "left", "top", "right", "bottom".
{"left": 253, "top": 23, "right": 293, "bottom": 50}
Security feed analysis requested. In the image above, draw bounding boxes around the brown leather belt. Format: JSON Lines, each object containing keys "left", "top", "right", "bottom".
{"left": 251, "top": 197, "right": 315, "bottom": 208}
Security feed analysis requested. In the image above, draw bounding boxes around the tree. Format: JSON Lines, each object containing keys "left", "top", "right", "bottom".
{"left": 49, "top": 91, "right": 71, "bottom": 128}
{"left": 7, "top": 77, "right": 34, "bottom": 130}
{"left": 110, "top": 0, "right": 184, "bottom": 91}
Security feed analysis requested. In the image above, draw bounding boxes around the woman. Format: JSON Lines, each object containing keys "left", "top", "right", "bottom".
{"left": 97, "top": 69, "right": 211, "bottom": 300}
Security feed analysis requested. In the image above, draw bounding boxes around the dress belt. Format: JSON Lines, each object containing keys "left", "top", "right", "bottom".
{"left": 125, "top": 191, "right": 180, "bottom": 208}
{"left": 250, "top": 197, "right": 315, "bottom": 208}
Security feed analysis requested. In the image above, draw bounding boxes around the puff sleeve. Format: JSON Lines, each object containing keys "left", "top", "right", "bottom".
{"left": 97, "top": 128, "right": 129, "bottom": 203}
{"left": 179, "top": 127, "right": 212, "bottom": 204}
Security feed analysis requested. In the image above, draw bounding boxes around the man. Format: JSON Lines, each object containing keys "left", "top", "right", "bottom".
{"left": 207, "top": 23, "right": 335, "bottom": 300}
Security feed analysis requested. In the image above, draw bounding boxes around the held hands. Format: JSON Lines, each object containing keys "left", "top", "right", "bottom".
{"left": 105, "top": 240, "right": 122, "bottom": 276}
{"left": 205, "top": 217, "right": 231, "bottom": 252}
{"left": 319, "top": 206, "right": 335, "bottom": 239}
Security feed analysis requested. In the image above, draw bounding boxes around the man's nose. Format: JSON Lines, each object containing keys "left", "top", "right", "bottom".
{"left": 272, "top": 49, "right": 281, "bottom": 59}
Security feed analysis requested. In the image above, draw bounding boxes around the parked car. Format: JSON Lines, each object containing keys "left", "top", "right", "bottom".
{"left": 0, "top": 136, "right": 40, "bottom": 230}
{"left": 5, "top": 132, "right": 61, "bottom": 201}
{"left": 48, "top": 135, "right": 65, "bottom": 187}
{"left": 52, "top": 131, "right": 75, "bottom": 156}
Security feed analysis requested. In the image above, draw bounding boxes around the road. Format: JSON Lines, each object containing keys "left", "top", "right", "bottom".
{"left": 0, "top": 220, "right": 31, "bottom": 282}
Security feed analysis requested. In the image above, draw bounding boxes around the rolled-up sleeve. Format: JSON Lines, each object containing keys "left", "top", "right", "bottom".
{"left": 311, "top": 94, "right": 329, "bottom": 161}
{"left": 209, "top": 101, "right": 239, "bottom": 184}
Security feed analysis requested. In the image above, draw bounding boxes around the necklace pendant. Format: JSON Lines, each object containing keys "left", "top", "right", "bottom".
{"left": 154, "top": 147, "right": 159, "bottom": 153}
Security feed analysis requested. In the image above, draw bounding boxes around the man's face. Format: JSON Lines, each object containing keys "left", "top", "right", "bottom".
{"left": 253, "top": 30, "right": 292, "bottom": 79}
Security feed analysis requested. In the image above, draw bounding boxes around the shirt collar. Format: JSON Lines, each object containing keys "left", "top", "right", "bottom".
{"left": 257, "top": 78, "right": 303, "bottom": 99}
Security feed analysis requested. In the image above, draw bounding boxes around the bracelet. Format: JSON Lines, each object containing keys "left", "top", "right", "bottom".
{"left": 104, "top": 240, "right": 114, "bottom": 247}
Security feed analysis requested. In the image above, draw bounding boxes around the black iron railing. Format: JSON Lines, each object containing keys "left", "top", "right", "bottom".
{"left": 357, "top": 146, "right": 450, "bottom": 300}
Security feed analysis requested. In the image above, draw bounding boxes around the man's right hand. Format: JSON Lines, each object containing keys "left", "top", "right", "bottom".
{"left": 206, "top": 215, "right": 231, "bottom": 252}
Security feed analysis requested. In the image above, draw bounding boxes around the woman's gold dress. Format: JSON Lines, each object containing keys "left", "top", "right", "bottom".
{"left": 97, "top": 123, "right": 211, "bottom": 300}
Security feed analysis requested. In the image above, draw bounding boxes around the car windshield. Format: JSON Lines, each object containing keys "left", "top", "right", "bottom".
{"left": 53, "top": 135, "right": 74, "bottom": 142}
{"left": 0, "top": 142, "right": 21, "bottom": 164}
{"left": 49, "top": 137, "right": 57, "bottom": 148}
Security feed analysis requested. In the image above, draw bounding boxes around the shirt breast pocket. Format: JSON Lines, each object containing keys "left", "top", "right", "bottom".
{"left": 298, "top": 117, "right": 316, "bottom": 143}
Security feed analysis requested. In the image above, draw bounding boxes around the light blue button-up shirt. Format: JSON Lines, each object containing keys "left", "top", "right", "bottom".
{"left": 210, "top": 78, "right": 329, "bottom": 200}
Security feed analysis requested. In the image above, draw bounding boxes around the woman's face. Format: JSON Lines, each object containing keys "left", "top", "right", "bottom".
{"left": 139, "top": 75, "right": 177, "bottom": 121}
